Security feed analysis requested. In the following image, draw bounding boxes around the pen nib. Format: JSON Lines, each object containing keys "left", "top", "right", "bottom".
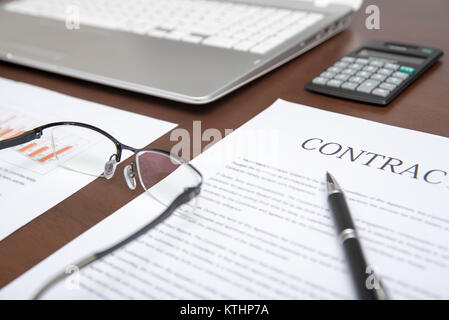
{"left": 326, "top": 172, "right": 342, "bottom": 194}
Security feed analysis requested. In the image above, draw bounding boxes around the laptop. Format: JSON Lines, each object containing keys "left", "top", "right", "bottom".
{"left": 0, "top": 0, "right": 355, "bottom": 105}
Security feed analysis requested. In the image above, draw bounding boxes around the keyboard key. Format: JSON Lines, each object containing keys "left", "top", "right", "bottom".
{"left": 327, "top": 67, "right": 341, "bottom": 73}
{"left": 386, "top": 77, "right": 403, "bottom": 85}
{"left": 203, "top": 37, "right": 238, "bottom": 49}
{"left": 334, "top": 74, "right": 350, "bottom": 81}
{"left": 379, "top": 82, "right": 396, "bottom": 91}
{"left": 165, "top": 31, "right": 188, "bottom": 40}
{"left": 190, "top": 27, "right": 219, "bottom": 37}
{"left": 372, "top": 88, "right": 391, "bottom": 97}
{"left": 348, "top": 63, "right": 363, "bottom": 70}
{"left": 341, "top": 56, "right": 355, "bottom": 63}
{"left": 370, "top": 60, "right": 384, "bottom": 67}
{"left": 233, "top": 40, "right": 258, "bottom": 51}
{"left": 356, "top": 71, "right": 371, "bottom": 78}
{"left": 130, "top": 22, "right": 153, "bottom": 34}
{"left": 182, "top": 35, "right": 203, "bottom": 44}
{"left": 393, "top": 71, "right": 409, "bottom": 79}
{"left": 370, "top": 73, "right": 387, "bottom": 81}
{"left": 158, "top": 22, "right": 177, "bottom": 32}
{"left": 250, "top": 36, "right": 285, "bottom": 54}
{"left": 326, "top": 79, "right": 343, "bottom": 88}
{"left": 334, "top": 62, "right": 349, "bottom": 68}
{"left": 398, "top": 66, "right": 415, "bottom": 74}
{"left": 378, "top": 68, "right": 393, "bottom": 76}
{"left": 320, "top": 72, "right": 335, "bottom": 79}
{"left": 356, "top": 58, "right": 369, "bottom": 65}
{"left": 277, "top": 21, "right": 308, "bottom": 39}
{"left": 356, "top": 79, "right": 380, "bottom": 93}
{"left": 385, "top": 63, "right": 400, "bottom": 70}
{"left": 363, "top": 65, "right": 377, "bottom": 73}
{"left": 341, "top": 82, "right": 358, "bottom": 90}
{"left": 312, "top": 77, "right": 328, "bottom": 85}
{"left": 342, "top": 68, "right": 357, "bottom": 75}
{"left": 349, "top": 76, "right": 364, "bottom": 84}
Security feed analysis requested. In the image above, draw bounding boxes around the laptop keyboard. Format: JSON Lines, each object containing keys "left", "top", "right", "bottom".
{"left": 4, "top": 0, "right": 324, "bottom": 55}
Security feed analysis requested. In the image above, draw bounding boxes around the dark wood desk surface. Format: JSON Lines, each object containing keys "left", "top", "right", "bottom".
{"left": 1, "top": 0, "right": 448, "bottom": 289}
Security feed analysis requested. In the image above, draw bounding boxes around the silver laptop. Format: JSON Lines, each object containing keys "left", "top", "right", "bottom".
{"left": 0, "top": 0, "right": 354, "bottom": 104}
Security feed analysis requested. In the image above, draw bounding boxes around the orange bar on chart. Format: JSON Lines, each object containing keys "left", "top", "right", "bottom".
{"left": 6, "top": 130, "right": 25, "bottom": 139}
{"left": 28, "top": 146, "right": 48, "bottom": 157}
{"left": 39, "top": 145, "right": 72, "bottom": 163}
{"left": 18, "top": 143, "right": 36, "bottom": 152}
{"left": 0, "top": 128, "right": 13, "bottom": 137}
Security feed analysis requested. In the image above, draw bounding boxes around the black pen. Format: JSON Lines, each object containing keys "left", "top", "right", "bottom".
{"left": 326, "top": 172, "right": 388, "bottom": 300}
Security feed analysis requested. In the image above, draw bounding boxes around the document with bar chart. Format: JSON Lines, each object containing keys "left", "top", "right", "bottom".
{"left": 0, "top": 77, "right": 176, "bottom": 241}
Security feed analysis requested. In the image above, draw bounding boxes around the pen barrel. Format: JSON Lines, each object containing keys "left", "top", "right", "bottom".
{"left": 328, "top": 192, "right": 380, "bottom": 300}
{"left": 328, "top": 192, "right": 355, "bottom": 231}
{"left": 342, "top": 237, "right": 379, "bottom": 300}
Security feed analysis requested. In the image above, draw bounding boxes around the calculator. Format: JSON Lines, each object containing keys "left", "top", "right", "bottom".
{"left": 305, "top": 41, "right": 443, "bottom": 106}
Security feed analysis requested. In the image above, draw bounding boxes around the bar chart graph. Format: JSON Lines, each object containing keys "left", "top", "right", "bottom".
{"left": 0, "top": 112, "right": 74, "bottom": 164}
{"left": 0, "top": 109, "right": 81, "bottom": 174}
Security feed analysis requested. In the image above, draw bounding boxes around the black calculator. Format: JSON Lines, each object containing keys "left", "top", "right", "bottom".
{"left": 305, "top": 41, "right": 443, "bottom": 106}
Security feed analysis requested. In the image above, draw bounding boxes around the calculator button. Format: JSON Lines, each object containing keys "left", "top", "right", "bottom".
{"left": 356, "top": 71, "right": 371, "bottom": 78}
{"left": 356, "top": 79, "right": 380, "bottom": 93}
{"left": 341, "top": 82, "right": 358, "bottom": 90}
{"left": 349, "top": 76, "right": 364, "bottom": 84}
{"left": 320, "top": 72, "right": 335, "bottom": 79}
{"left": 341, "top": 56, "right": 356, "bottom": 63}
{"left": 312, "top": 77, "right": 328, "bottom": 85}
{"left": 370, "top": 73, "right": 387, "bottom": 81}
{"left": 342, "top": 68, "right": 357, "bottom": 75}
{"left": 334, "top": 62, "right": 349, "bottom": 68}
{"left": 363, "top": 65, "right": 377, "bottom": 73}
{"left": 379, "top": 82, "right": 396, "bottom": 91}
{"left": 372, "top": 88, "right": 391, "bottom": 97}
{"left": 334, "top": 74, "right": 350, "bottom": 81}
{"left": 398, "top": 66, "right": 415, "bottom": 74}
{"left": 326, "top": 79, "right": 343, "bottom": 87}
{"left": 348, "top": 63, "right": 363, "bottom": 70}
{"left": 356, "top": 58, "right": 369, "bottom": 65}
{"left": 386, "top": 77, "right": 403, "bottom": 85}
{"left": 370, "top": 60, "right": 384, "bottom": 67}
{"left": 392, "top": 71, "right": 409, "bottom": 79}
{"left": 378, "top": 68, "right": 393, "bottom": 76}
{"left": 385, "top": 63, "right": 400, "bottom": 70}
{"left": 327, "top": 67, "right": 341, "bottom": 73}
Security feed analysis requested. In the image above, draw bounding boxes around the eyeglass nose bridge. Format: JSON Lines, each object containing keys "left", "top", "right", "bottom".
{"left": 124, "top": 162, "right": 137, "bottom": 190}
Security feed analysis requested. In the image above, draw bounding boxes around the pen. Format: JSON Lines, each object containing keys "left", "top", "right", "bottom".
{"left": 326, "top": 172, "right": 388, "bottom": 300}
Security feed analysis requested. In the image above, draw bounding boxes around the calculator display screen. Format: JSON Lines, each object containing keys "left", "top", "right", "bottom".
{"left": 358, "top": 49, "right": 425, "bottom": 65}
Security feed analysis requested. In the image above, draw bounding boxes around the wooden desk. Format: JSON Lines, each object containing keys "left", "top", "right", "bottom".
{"left": 1, "top": 0, "right": 448, "bottom": 288}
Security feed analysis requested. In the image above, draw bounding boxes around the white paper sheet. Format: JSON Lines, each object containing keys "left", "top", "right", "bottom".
{"left": 0, "top": 77, "right": 176, "bottom": 240}
{"left": 2, "top": 99, "right": 448, "bottom": 299}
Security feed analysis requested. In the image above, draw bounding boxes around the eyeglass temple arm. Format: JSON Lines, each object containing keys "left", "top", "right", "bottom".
{"left": 32, "top": 185, "right": 201, "bottom": 300}
{"left": 95, "top": 186, "right": 201, "bottom": 259}
{"left": 0, "top": 128, "right": 42, "bottom": 150}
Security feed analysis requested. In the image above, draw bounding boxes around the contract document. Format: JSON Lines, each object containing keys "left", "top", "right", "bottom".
{"left": 0, "top": 77, "right": 176, "bottom": 240}
{"left": 1, "top": 99, "right": 448, "bottom": 299}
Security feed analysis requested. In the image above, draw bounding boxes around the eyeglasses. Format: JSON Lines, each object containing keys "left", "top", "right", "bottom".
{"left": 0, "top": 121, "right": 203, "bottom": 299}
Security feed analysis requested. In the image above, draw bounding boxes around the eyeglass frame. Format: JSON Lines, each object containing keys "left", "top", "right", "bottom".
{"left": 0, "top": 121, "right": 203, "bottom": 299}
